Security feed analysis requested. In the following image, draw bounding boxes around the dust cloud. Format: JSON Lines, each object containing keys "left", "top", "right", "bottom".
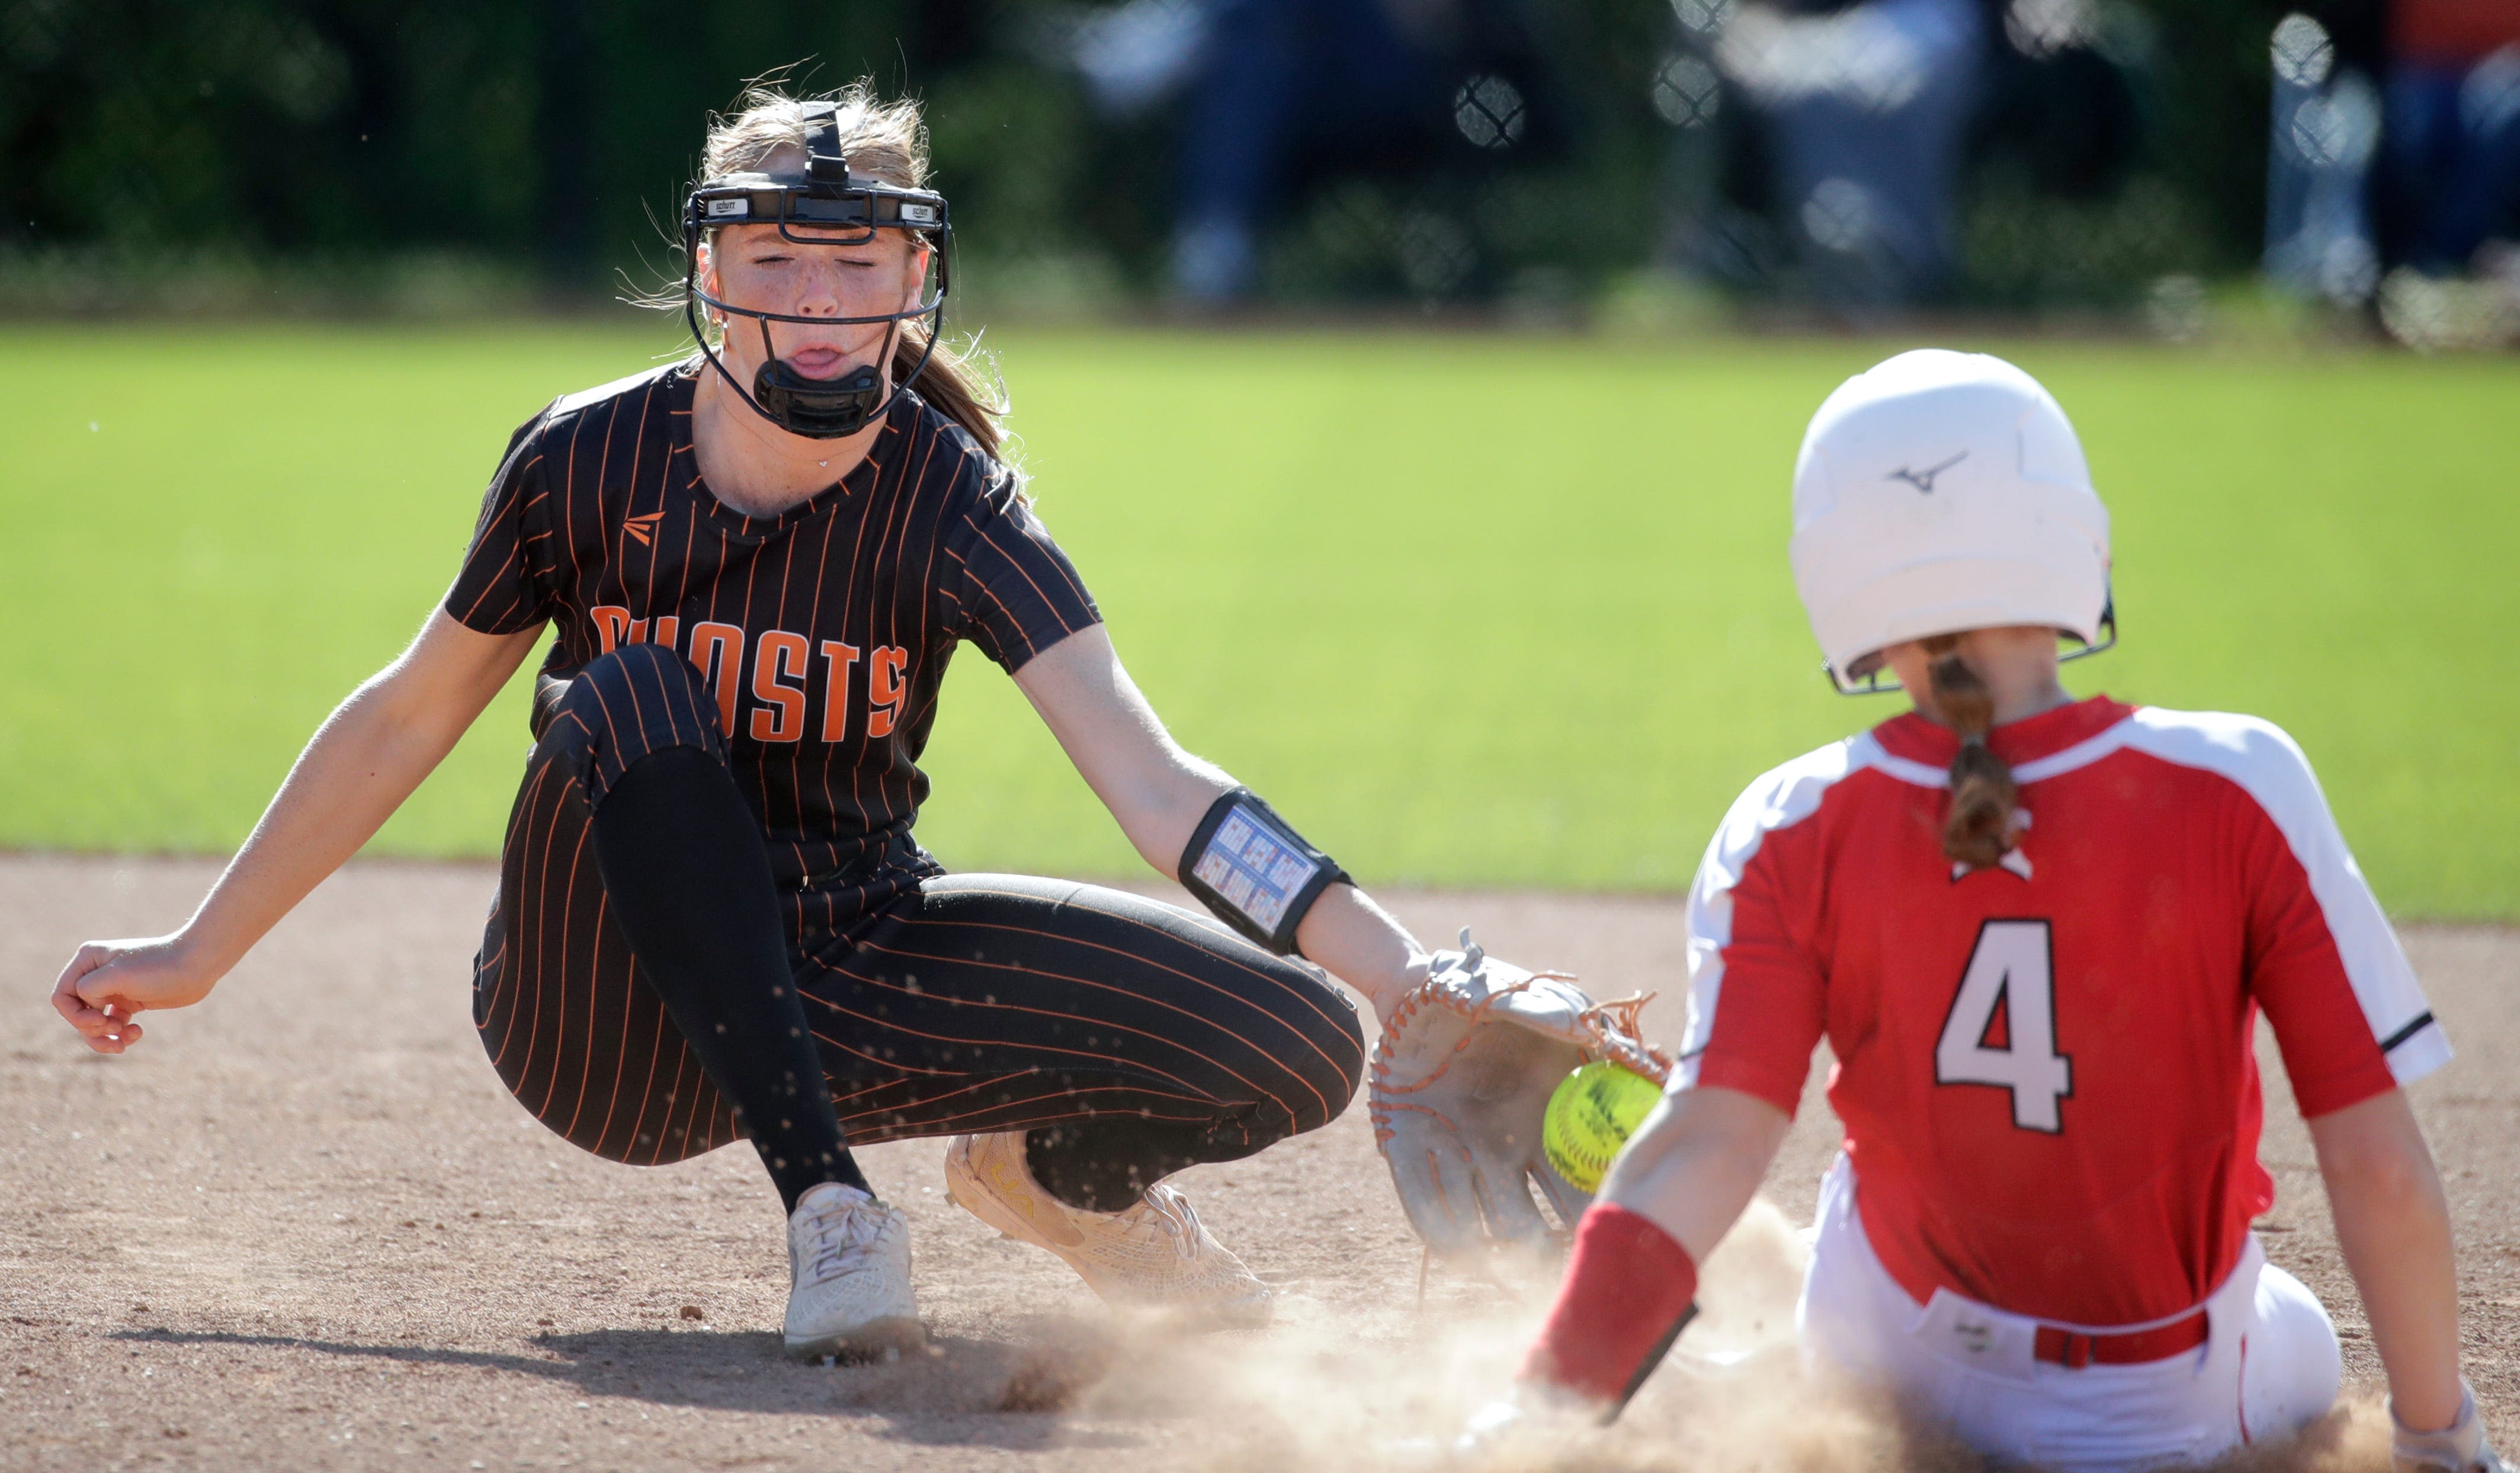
{"left": 822, "top": 1195, "right": 2391, "bottom": 1473}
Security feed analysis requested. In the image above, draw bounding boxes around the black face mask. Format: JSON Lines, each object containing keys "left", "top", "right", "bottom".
{"left": 748, "top": 345, "right": 889, "bottom": 440}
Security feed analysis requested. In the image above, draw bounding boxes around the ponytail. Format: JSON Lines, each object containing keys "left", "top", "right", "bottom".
{"left": 892, "top": 324, "right": 1009, "bottom": 462}
{"left": 1923, "top": 635, "right": 2020, "bottom": 870}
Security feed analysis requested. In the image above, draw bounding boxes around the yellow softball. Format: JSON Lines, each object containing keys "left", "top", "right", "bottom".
{"left": 1542, "top": 1062, "right": 1663, "bottom": 1194}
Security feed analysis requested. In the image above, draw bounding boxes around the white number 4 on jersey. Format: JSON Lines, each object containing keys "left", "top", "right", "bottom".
{"left": 1935, "top": 920, "right": 2073, "bottom": 1133}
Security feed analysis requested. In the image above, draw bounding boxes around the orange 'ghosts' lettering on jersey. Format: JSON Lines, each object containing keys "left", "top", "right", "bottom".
{"left": 576, "top": 620, "right": 921, "bottom": 751}
{"left": 1673, "top": 696, "right": 2447, "bottom": 1330}
{"left": 574, "top": 620, "right": 924, "bottom": 751}
{"left": 865, "top": 646, "right": 909, "bottom": 739}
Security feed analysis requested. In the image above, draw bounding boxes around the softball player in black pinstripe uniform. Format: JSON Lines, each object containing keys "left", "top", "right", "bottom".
{"left": 54, "top": 83, "right": 1456, "bottom": 1360}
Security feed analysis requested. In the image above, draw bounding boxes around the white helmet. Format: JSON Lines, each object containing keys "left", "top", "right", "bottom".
{"left": 1788, "top": 348, "right": 2114, "bottom": 693}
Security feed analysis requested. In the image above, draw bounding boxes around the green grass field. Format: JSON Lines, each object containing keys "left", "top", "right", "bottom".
{"left": 2, "top": 324, "right": 2512, "bottom": 917}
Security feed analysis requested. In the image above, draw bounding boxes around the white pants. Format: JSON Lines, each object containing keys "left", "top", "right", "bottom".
{"left": 1797, "top": 1158, "right": 2342, "bottom": 1473}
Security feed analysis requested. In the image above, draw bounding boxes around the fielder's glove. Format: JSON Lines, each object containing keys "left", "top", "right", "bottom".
{"left": 2396, "top": 1386, "right": 2512, "bottom": 1473}
{"left": 1368, "top": 931, "right": 1672, "bottom": 1261}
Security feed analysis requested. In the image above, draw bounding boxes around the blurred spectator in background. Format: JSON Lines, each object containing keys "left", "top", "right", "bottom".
{"left": 1056, "top": 0, "right": 1560, "bottom": 303}
{"left": 2265, "top": 9, "right": 2384, "bottom": 306}
{"left": 2377, "top": 0, "right": 2520, "bottom": 275}
{"left": 1660, "top": 0, "right": 2145, "bottom": 313}
{"left": 1710, "top": 0, "right": 1989, "bottom": 306}
{"left": 1175, "top": 0, "right": 1463, "bottom": 300}
{"left": 2268, "top": 0, "right": 2520, "bottom": 345}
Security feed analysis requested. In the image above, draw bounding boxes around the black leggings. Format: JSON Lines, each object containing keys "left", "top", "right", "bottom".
{"left": 471, "top": 645, "right": 1366, "bottom": 1202}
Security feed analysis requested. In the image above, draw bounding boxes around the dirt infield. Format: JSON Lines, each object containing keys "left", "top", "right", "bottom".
{"left": 2, "top": 854, "right": 2511, "bottom": 1472}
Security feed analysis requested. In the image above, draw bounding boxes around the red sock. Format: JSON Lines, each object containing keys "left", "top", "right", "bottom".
{"left": 1518, "top": 1202, "right": 1700, "bottom": 1409}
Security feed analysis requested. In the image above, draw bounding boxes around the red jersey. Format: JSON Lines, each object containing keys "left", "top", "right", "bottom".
{"left": 1678, "top": 696, "right": 2447, "bottom": 1327}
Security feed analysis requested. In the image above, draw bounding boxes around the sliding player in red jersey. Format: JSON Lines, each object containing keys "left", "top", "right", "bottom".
{"left": 1486, "top": 351, "right": 2503, "bottom": 1473}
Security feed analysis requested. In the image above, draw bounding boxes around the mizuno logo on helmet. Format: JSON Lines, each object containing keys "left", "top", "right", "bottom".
{"left": 1887, "top": 451, "right": 1968, "bottom": 494}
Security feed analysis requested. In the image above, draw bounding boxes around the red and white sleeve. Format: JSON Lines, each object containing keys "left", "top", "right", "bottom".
{"left": 2134, "top": 709, "right": 2449, "bottom": 1116}
{"left": 1673, "top": 751, "right": 1841, "bottom": 1115}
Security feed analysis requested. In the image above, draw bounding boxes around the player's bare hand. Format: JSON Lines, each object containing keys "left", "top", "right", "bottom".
{"left": 52, "top": 936, "right": 219, "bottom": 1055}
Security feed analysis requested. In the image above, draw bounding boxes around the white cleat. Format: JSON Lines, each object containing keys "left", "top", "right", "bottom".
{"left": 783, "top": 1181, "right": 922, "bottom": 1362}
{"left": 942, "top": 1131, "right": 1272, "bottom": 1327}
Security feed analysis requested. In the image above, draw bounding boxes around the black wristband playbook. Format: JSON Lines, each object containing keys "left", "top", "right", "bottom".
{"left": 1176, "top": 787, "right": 1349, "bottom": 956}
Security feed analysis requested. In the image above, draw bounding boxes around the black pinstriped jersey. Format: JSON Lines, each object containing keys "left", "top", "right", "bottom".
{"left": 445, "top": 362, "right": 1101, "bottom": 887}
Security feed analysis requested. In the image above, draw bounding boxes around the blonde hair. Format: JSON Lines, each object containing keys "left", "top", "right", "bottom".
{"left": 702, "top": 80, "right": 925, "bottom": 194}
{"left": 679, "top": 81, "right": 1009, "bottom": 457}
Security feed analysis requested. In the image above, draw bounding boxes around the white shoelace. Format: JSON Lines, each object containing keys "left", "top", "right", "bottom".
{"left": 797, "top": 1196, "right": 886, "bottom": 1285}
{"left": 1124, "top": 1185, "right": 1204, "bottom": 1261}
